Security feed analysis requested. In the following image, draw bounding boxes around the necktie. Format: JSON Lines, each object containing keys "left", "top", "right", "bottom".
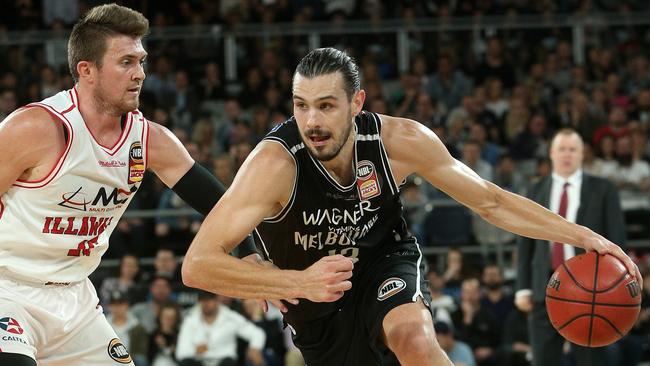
{"left": 551, "top": 182, "right": 570, "bottom": 270}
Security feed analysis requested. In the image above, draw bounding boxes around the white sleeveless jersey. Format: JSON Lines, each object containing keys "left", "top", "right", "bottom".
{"left": 0, "top": 87, "right": 149, "bottom": 283}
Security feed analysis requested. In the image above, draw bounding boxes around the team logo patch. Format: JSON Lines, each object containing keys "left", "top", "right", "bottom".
{"left": 0, "top": 317, "right": 23, "bottom": 335}
{"left": 128, "top": 142, "right": 144, "bottom": 184}
{"left": 356, "top": 160, "right": 380, "bottom": 200}
{"left": 107, "top": 338, "right": 132, "bottom": 364}
{"left": 377, "top": 277, "right": 406, "bottom": 301}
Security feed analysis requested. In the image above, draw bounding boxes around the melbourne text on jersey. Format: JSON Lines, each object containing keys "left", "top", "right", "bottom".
{"left": 295, "top": 200, "right": 379, "bottom": 250}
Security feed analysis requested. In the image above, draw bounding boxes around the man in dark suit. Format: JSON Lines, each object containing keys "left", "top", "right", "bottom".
{"left": 515, "top": 128, "right": 626, "bottom": 366}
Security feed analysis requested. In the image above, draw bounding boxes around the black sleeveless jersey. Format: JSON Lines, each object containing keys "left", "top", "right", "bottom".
{"left": 254, "top": 111, "right": 412, "bottom": 324}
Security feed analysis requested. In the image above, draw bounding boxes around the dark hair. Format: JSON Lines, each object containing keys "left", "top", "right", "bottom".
{"left": 197, "top": 290, "right": 218, "bottom": 301}
{"left": 109, "top": 290, "right": 130, "bottom": 304}
{"left": 294, "top": 48, "right": 360, "bottom": 100}
{"left": 68, "top": 4, "right": 149, "bottom": 82}
{"left": 149, "top": 274, "right": 172, "bottom": 286}
{"left": 433, "top": 321, "right": 452, "bottom": 335}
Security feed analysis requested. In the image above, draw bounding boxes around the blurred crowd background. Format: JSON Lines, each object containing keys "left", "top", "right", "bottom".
{"left": 3, "top": 1, "right": 650, "bottom": 365}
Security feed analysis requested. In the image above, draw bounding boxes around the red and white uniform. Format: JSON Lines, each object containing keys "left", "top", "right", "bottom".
{"left": 0, "top": 87, "right": 148, "bottom": 365}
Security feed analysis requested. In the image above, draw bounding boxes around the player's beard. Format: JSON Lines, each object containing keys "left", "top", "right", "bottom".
{"left": 303, "top": 111, "right": 354, "bottom": 162}
{"left": 93, "top": 80, "right": 139, "bottom": 117}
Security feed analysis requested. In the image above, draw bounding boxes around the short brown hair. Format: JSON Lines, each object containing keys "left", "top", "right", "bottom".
{"left": 68, "top": 4, "right": 149, "bottom": 82}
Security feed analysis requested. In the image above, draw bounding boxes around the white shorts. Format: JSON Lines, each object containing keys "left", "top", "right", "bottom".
{"left": 0, "top": 277, "right": 135, "bottom": 366}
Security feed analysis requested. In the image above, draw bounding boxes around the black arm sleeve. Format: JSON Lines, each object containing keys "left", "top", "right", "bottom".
{"left": 171, "top": 162, "right": 258, "bottom": 258}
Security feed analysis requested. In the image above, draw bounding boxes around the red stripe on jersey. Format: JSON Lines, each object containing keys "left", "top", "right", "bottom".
{"left": 83, "top": 112, "right": 133, "bottom": 154}
{"left": 103, "top": 113, "right": 133, "bottom": 157}
{"left": 72, "top": 86, "right": 79, "bottom": 106}
{"left": 145, "top": 118, "right": 151, "bottom": 170}
{"left": 13, "top": 103, "right": 74, "bottom": 188}
{"left": 61, "top": 102, "right": 75, "bottom": 114}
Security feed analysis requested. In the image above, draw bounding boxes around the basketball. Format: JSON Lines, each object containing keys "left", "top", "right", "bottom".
{"left": 545, "top": 252, "right": 641, "bottom": 347}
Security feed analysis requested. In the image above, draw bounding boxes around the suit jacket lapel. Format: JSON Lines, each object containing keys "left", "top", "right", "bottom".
{"left": 539, "top": 176, "right": 552, "bottom": 208}
{"left": 574, "top": 174, "right": 590, "bottom": 255}
{"left": 538, "top": 177, "right": 553, "bottom": 264}
{"left": 576, "top": 175, "right": 589, "bottom": 224}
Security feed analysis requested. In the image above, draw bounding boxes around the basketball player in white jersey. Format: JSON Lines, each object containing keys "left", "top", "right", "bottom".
{"left": 0, "top": 4, "right": 272, "bottom": 366}
{"left": 180, "top": 48, "right": 642, "bottom": 366}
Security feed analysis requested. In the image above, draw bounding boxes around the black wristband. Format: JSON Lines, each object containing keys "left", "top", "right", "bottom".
{"left": 172, "top": 162, "right": 258, "bottom": 258}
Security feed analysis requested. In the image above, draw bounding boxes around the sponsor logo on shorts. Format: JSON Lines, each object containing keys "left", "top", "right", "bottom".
{"left": 44, "top": 281, "right": 71, "bottom": 286}
{"left": 356, "top": 160, "right": 380, "bottom": 200}
{"left": 107, "top": 338, "right": 132, "bottom": 364}
{"left": 1, "top": 335, "right": 27, "bottom": 345}
{"left": 0, "top": 317, "right": 23, "bottom": 335}
{"left": 377, "top": 277, "right": 406, "bottom": 301}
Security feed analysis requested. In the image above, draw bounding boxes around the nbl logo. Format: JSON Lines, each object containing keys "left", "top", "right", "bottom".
{"left": 0, "top": 317, "right": 23, "bottom": 335}
{"left": 128, "top": 142, "right": 144, "bottom": 184}
{"left": 107, "top": 338, "right": 132, "bottom": 364}
{"left": 356, "top": 160, "right": 381, "bottom": 200}
{"left": 377, "top": 277, "right": 406, "bottom": 301}
{"left": 129, "top": 143, "right": 143, "bottom": 161}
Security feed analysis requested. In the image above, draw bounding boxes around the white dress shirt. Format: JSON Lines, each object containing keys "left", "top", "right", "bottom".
{"left": 176, "top": 304, "right": 266, "bottom": 363}
{"left": 549, "top": 170, "right": 583, "bottom": 261}
{"left": 516, "top": 170, "right": 584, "bottom": 301}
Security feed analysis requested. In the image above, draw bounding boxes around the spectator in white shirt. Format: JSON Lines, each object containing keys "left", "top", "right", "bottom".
{"left": 176, "top": 291, "right": 265, "bottom": 366}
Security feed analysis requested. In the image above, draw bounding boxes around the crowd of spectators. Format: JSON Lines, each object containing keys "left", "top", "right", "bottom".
{"left": 94, "top": 248, "right": 299, "bottom": 366}
{"left": 3, "top": 1, "right": 650, "bottom": 365}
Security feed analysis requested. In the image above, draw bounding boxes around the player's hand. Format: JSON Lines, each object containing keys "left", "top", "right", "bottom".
{"left": 196, "top": 344, "right": 208, "bottom": 354}
{"left": 474, "top": 347, "right": 493, "bottom": 361}
{"left": 246, "top": 348, "right": 264, "bottom": 366}
{"left": 301, "top": 254, "right": 354, "bottom": 302}
{"left": 583, "top": 234, "right": 643, "bottom": 288}
{"left": 514, "top": 293, "right": 533, "bottom": 313}
{"left": 154, "top": 334, "right": 167, "bottom": 348}
{"left": 242, "top": 253, "right": 299, "bottom": 312}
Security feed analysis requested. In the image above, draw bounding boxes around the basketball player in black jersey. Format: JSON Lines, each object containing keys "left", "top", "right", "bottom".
{"left": 182, "top": 48, "right": 641, "bottom": 366}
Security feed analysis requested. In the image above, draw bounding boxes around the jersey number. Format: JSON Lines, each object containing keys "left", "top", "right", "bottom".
{"left": 67, "top": 236, "right": 99, "bottom": 256}
{"left": 328, "top": 247, "right": 360, "bottom": 263}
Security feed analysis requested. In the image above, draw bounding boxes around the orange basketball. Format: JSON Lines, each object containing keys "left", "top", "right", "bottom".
{"left": 545, "top": 252, "right": 641, "bottom": 347}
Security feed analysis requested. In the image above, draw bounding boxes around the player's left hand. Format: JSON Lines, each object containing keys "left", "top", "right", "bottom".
{"left": 246, "top": 348, "right": 264, "bottom": 366}
{"left": 242, "top": 253, "right": 299, "bottom": 312}
{"left": 583, "top": 234, "right": 643, "bottom": 288}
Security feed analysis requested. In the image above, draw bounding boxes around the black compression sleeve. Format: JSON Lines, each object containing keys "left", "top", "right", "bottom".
{"left": 172, "top": 162, "right": 258, "bottom": 258}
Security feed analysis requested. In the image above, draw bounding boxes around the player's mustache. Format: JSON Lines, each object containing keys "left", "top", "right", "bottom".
{"left": 305, "top": 128, "right": 331, "bottom": 138}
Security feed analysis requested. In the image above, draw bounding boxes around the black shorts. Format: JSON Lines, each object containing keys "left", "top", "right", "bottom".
{"left": 289, "top": 240, "right": 431, "bottom": 366}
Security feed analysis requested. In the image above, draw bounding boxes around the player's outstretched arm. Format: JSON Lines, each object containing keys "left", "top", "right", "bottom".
{"left": 380, "top": 115, "right": 641, "bottom": 283}
{"left": 0, "top": 108, "right": 66, "bottom": 196}
{"left": 146, "top": 121, "right": 195, "bottom": 188}
{"left": 181, "top": 141, "right": 354, "bottom": 302}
